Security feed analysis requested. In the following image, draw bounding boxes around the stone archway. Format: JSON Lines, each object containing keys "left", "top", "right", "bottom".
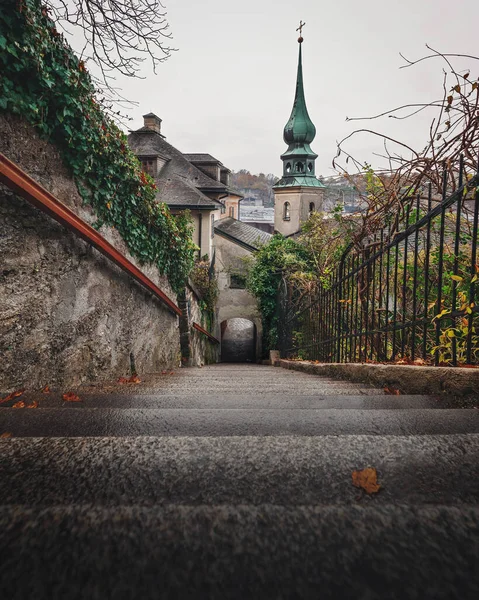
{"left": 220, "top": 318, "right": 257, "bottom": 363}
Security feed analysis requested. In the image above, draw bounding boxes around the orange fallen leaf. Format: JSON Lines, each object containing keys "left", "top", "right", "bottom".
{"left": 384, "top": 387, "right": 400, "bottom": 395}
{"left": 352, "top": 467, "right": 381, "bottom": 494}
{"left": 62, "top": 392, "right": 81, "bottom": 402}
{"left": 42, "top": 385, "right": 51, "bottom": 394}
{"left": 12, "top": 400, "right": 26, "bottom": 409}
{"left": 169, "top": 372, "right": 175, "bottom": 376}
{"left": 1, "top": 432, "right": 12, "bottom": 438}
{"left": 26, "top": 401, "right": 39, "bottom": 409}
{"left": 1, "top": 388, "right": 26, "bottom": 404}
{"left": 118, "top": 374, "right": 141, "bottom": 384}
{"left": 161, "top": 370, "right": 168, "bottom": 375}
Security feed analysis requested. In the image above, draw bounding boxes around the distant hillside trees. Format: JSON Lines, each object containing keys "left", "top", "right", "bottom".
{"left": 231, "top": 171, "right": 278, "bottom": 207}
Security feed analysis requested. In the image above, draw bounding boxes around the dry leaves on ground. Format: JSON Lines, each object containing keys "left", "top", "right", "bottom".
{"left": 12, "top": 400, "right": 39, "bottom": 409}
{"left": 42, "top": 385, "right": 51, "bottom": 393}
{"left": 1, "top": 388, "right": 25, "bottom": 405}
{"left": 352, "top": 467, "right": 381, "bottom": 494}
{"left": 62, "top": 392, "right": 81, "bottom": 402}
{"left": 384, "top": 387, "right": 401, "bottom": 395}
{"left": 118, "top": 374, "right": 141, "bottom": 384}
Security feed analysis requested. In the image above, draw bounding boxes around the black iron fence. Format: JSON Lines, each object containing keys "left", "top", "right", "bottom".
{"left": 278, "top": 158, "right": 479, "bottom": 366}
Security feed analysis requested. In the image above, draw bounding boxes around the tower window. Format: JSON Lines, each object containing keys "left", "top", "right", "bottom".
{"left": 308, "top": 163, "right": 313, "bottom": 172}
{"left": 309, "top": 202, "right": 315, "bottom": 216}
{"left": 285, "top": 162, "right": 291, "bottom": 173}
{"left": 295, "top": 162, "right": 304, "bottom": 173}
{"left": 283, "top": 202, "right": 291, "bottom": 221}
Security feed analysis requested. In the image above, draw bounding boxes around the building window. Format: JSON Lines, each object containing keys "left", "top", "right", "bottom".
{"left": 230, "top": 274, "right": 246, "bottom": 289}
{"left": 309, "top": 202, "right": 315, "bottom": 216}
{"left": 221, "top": 204, "right": 226, "bottom": 214}
{"left": 141, "top": 159, "right": 156, "bottom": 177}
{"left": 283, "top": 202, "right": 290, "bottom": 221}
{"left": 211, "top": 213, "right": 215, "bottom": 238}
{"left": 229, "top": 206, "right": 235, "bottom": 218}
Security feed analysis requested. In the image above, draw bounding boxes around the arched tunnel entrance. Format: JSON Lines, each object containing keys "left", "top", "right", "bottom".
{"left": 221, "top": 318, "right": 257, "bottom": 363}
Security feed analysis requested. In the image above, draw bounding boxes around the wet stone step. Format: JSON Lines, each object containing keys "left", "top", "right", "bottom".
{"left": 2, "top": 393, "right": 463, "bottom": 410}
{"left": 0, "top": 505, "right": 478, "bottom": 600}
{"left": 1, "top": 435, "right": 478, "bottom": 506}
{"left": 1, "top": 407, "right": 479, "bottom": 437}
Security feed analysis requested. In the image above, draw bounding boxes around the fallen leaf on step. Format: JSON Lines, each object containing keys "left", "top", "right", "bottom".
{"left": 169, "top": 371, "right": 175, "bottom": 375}
{"left": 26, "top": 401, "right": 39, "bottom": 409}
{"left": 352, "top": 467, "right": 381, "bottom": 494}
{"left": 384, "top": 386, "right": 401, "bottom": 395}
{"left": 161, "top": 370, "right": 168, "bottom": 375}
{"left": 1, "top": 388, "right": 25, "bottom": 404}
{"left": 42, "top": 385, "right": 51, "bottom": 394}
{"left": 118, "top": 374, "right": 141, "bottom": 384}
{"left": 12, "top": 401, "right": 26, "bottom": 409}
{"left": 62, "top": 392, "right": 81, "bottom": 402}
{"left": 1, "top": 432, "right": 12, "bottom": 438}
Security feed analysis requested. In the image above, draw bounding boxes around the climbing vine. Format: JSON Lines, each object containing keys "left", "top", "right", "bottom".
{"left": 189, "top": 256, "right": 218, "bottom": 330}
{"left": 0, "top": 0, "right": 196, "bottom": 292}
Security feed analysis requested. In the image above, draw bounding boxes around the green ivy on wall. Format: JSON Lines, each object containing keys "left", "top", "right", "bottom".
{"left": 0, "top": 0, "right": 196, "bottom": 293}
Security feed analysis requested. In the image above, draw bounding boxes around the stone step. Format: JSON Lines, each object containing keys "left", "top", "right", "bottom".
{"left": 4, "top": 393, "right": 463, "bottom": 409}
{"left": 0, "top": 504, "right": 478, "bottom": 599}
{"left": 1, "top": 407, "right": 479, "bottom": 437}
{"left": 1, "top": 435, "right": 478, "bottom": 506}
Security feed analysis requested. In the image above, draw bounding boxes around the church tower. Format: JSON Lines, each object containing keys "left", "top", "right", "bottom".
{"left": 274, "top": 25, "right": 325, "bottom": 235}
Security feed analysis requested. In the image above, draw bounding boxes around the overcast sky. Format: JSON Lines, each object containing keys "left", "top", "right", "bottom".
{"left": 78, "top": 0, "right": 479, "bottom": 177}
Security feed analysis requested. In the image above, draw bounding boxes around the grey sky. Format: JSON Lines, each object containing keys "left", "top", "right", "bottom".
{"left": 78, "top": 0, "right": 479, "bottom": 177}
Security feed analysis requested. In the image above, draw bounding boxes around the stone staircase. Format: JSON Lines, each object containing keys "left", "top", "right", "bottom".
{"left": 1, "top": 364, "right": 478, "bottom": 599}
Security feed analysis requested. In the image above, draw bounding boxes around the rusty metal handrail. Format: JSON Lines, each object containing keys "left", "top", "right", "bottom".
{"left": 0, "top": 152, "right": 182, "bottom": 317}
{"left": 193, "top": 322, "right": 220, "bottom": 344}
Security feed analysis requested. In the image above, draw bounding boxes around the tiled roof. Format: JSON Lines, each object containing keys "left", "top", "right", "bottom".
{"left": 128, "top": 129, "right": 227, "bottom": 193}
{"left": 159, "top": 176, "right": 220, "bottom": 208}
{"left": 183, "top": 153, "right": 221, "bottom": 164}
{"left": 214, "top": 217, "right": 272, "bottom": 250}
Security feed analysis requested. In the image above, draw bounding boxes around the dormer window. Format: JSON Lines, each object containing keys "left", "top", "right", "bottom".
{"left": 283, "top": 202, "right": 291, "bottom": 221}
{"left": 141, "top": 157, "right": 157, "bottom": 177}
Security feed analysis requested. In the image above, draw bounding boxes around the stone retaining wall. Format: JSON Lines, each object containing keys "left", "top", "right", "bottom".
{"left": 0, "top": 114, "right": 206, "bottom": 391}
{"left": 276, "top": 360, "right": 479, "bottom": 397}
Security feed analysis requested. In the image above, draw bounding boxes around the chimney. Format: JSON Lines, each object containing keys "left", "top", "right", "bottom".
{"left": 143, "top": 113, "right": 162, "bottom": 134}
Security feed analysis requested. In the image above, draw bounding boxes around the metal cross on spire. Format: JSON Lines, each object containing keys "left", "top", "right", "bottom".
{"left": 296, "top": 20, "right": 306, "bottom": 37}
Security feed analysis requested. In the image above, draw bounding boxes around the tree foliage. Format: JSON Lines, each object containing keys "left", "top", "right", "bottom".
{"left": 246, "top": 235, "right": 314, "bottom": 354}
{"left": 43, "top": 0, "right": 174, "bottom": 94}
{"left": 333, "top": 46, "right": 479, "bottom": 246}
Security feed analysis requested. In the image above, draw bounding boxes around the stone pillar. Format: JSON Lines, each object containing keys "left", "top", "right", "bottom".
{"left": 177, "top": 290, "right": 193, "bottom": 367}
